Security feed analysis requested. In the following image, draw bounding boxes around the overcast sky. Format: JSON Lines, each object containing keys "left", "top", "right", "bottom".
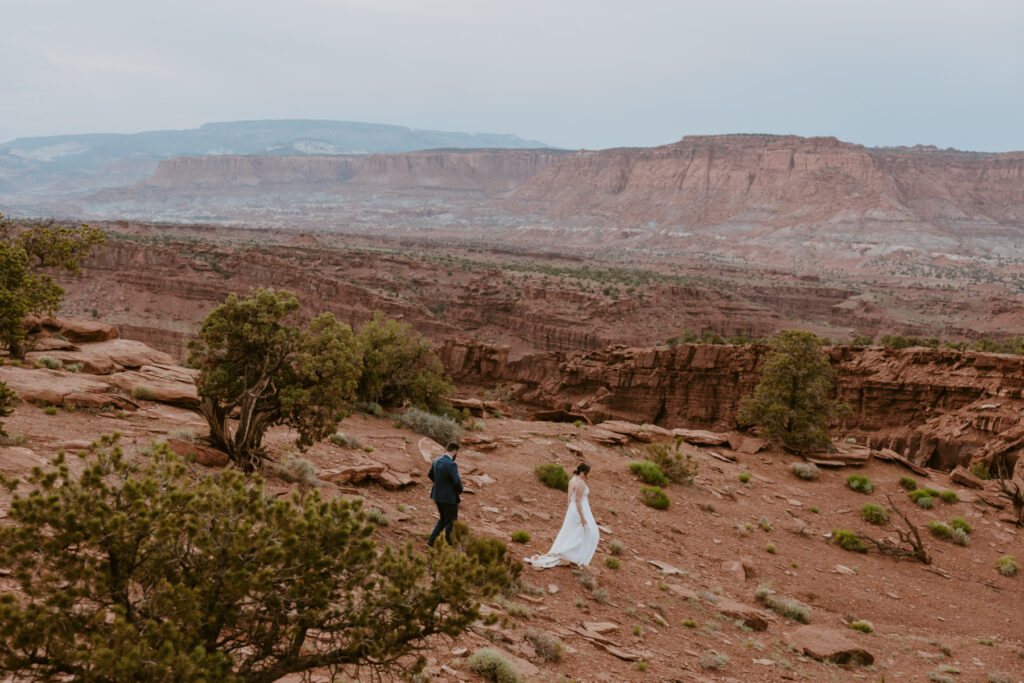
{"left": 2, "top": 0, "right": 1022, "bottom": 151}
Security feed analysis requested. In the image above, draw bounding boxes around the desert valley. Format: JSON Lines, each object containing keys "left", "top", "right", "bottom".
{"left": 2, "top": 122, "right": 1024, "bottom": 681}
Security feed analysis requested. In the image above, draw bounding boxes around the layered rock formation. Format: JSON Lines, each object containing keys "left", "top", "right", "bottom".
{"left": 441, "top": 339, "right": 1024, "bottom": 471}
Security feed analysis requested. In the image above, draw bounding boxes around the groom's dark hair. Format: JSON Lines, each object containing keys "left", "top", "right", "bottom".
{"left": 446, "top": 442, "right": 460, "bottom": 453}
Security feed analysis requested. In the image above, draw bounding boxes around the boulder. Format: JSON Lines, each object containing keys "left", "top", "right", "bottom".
{"left": 950, "top": 465, "right": 984, "bottom": 489}
{"left": 786, "top": 625, "right": 874, "bottom": 665}
{"left": 53, "top": 317, "right": 119, "bottom": 343}
{"left": 377, "top": 469, "right": 415, "bottom": 490}
{"left": 595, "top": 420, "right": 672, "bottom": 442}
{"left": 165, "top": 438, "right": 229, "bottom": 468}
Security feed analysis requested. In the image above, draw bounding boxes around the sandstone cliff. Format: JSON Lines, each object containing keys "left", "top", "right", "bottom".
{"left": 504, "top": 135, "right": 1024, "bottom": 261}
{"left": 441, "top": 339, "right": 1024, "bottom": 471}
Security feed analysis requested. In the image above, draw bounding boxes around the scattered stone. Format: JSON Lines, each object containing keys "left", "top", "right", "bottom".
{"left": 786, "top": 626, "right": 874, "bottom": 666}
{"left": 710, "top": 597, "right": 771, "bottom": 631}
{"left": 666, "top": 584, "right": 699, "bottom": 600}
{"left": 648, "top": 560, "right": 684, "bottom": 575}
{"left": 547, "top": 584, "right": 558, "bottom": 594}
{"left": 753, "top": 658, "right": 775, "bottom": 665}
{"left": 833, "top": 565, "right": 857, "bottom": 575}
{"left": 729, "top": 433, "right": 767, "bottom": 454}
{"left": 583, "top": 622, "right": 619, "bottom": 634}
{"left": 451, "top": 647, "right": 467, "bottom": 657}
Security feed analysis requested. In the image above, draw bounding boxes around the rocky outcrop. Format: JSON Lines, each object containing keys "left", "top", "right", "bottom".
{"left": 441, "top": 339, "right": 1024, "bottom": 470}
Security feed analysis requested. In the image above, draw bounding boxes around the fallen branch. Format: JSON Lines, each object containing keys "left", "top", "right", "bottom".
{"left": 857, "top": 496, "right": 931, "bottom": 564}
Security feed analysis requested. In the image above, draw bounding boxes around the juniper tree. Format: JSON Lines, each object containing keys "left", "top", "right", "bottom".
{"left": 355, "top": 311, "right": 453, "bottom": 411}
{"left": 0, "top": 375, "right": 16, "bottom": 436}
{"left": 188, "top": 289, "right": 361, "bottom": 470}
{"left": 0, "top": 215, "right": 105, "bottom": 358}
{"left": 0, "top": 436, "right": 515, "bottom": 682}
{"left": 738, "top": 330, "right": 848, "bottom": 452}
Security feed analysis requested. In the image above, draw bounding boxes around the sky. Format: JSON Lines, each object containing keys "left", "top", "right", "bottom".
{"left": 2, "top": 0, "right": 1023, "bottom": 152}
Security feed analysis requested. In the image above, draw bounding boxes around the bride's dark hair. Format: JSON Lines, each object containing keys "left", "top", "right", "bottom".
{"left": 574, "top": 463, "right": 591, "bottom": 476}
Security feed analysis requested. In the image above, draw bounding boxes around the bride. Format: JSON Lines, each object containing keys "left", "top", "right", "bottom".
{"left": 525, "top": 463, "right": 599, "bottom": 568}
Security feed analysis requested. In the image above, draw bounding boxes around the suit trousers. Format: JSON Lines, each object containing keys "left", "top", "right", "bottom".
{"left": 427, "top": 501, "right": 459, "bottom": 546}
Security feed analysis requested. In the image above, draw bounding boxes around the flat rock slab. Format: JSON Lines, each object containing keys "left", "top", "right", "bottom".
{"left": 165, "top": 438, "right": 229, "bottom": 468}
{"left": 951, "top": 465, "right": 985, "bottom": 489}
{"left": 583, "top": 621, "right": 618, "bottom": 634}
{"left": 648, "top": 560, "right": 685, "bottom": 575}
{"left": 0, "top": 447, "right": 49, "bottom": 475}
{"left": 786, "top": 626, "right": 874, "bottom": 666}
{"left": 673, "top": 428, "right": 730, "bottom": 446}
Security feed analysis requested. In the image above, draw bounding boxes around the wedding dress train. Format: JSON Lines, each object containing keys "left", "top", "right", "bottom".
{"left": 525, "top": 483, "right": 600, "bottom": 568}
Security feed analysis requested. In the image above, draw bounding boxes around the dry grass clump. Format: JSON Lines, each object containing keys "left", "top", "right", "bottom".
{"left": 524, "top": 629, "right": 564, "bottom": 662}
{"left": 466, "top": 648, "right": 522, "bottom": 683}
{"left": 861, "top": 503, "right": 889, "bottom": 525}
{"left": 755, "top": 586, "right": 812, "bottom": 623}
{"left": 832, "top": 528, "right": 867, "bottom": 553}
{"left": 790, "top": 462, "right": 820, "bottom": 481}
{"left": 395, "top": 407, "right": 462, "bottom": 446}
{"left": 629, "top": 460, "right": 669, "bottom": 486}
{"left": 645, "top": 437, "right": 698, "bottom": 484}
{"left": 998, "top": 555, "right": 1018, "bottom": 577}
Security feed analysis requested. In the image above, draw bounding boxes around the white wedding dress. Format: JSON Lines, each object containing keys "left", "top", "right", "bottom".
{"left": 525, "top": 479, "right": 600, "bottom": 568}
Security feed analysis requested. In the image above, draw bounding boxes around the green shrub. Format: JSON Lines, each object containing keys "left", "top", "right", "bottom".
{"left": 898, "top": 475, "right": 917, "bottom": 490}
{"left": 909, "top": 489, "right": 937, "bottom": 508}
{"left": 951, "top": 528, "right": 970, "bottom": 546}
{"left": 65, "top": 362, "right": 83, "bottom": 373}
{"left": 641, "top": 486, "right": 670, "bottom": 510}
{"left": 846, "top": 475, "right": 874, "bottom": 494}
{"left": 790, "top": 462, "right": 820, "bottom": 481}
{"left": 605, "top": 556, "right": 621, "bottom": 569}
{"left": 939, "top": 490, "right": 959, "bottom": 504}
{"left": 395, "top": 407, "right": 463, "bottom": 447}
{"left": 609, "top": 540, "right": 624, "bottom": 555}
{"left": 7, "top": 359, "right": 22, "bottom": 367}
{"left": 511, "top": 530, "right": 530, "bottom": 543}
{"left": 758, "top": 516, "right": 772, "bottom": 531}
{"left": 466, "top": 648, "right": 523, "bottom": 683}
{"left": 0, "top": 435, "right": 505, "bottom": 681}
{"left": 44, "top": 405, "right": 58, "bottom": 415}
{"left": 362, "top": 444, "right": 374, "bottom": 453}
{"left": 629, "top": 460, "right": 669, "bottom": 486}
{"left": 923, "top": 487, "right": 941, "bottom": 497}
{"left": 860, "top": 503, "right": 889, "bottom": 525}
{"left": 738, "top": 471, "right": 751, "bottom": 484}
{"left": 832, "top": 528, "right": 867, "bottom": 553}
{"left": 849, "top": 620, "right": 874, "bottom": 633}
{"left": 765, "top": 544, "right": 776, "bottom": 554}
{"left": 645, "top": 438, "right": 698, "bottom": 484}
{"left": 949, "top": 517, "right": 972, "bottom": 534}
{"left": 534, "top": 463, "right": 569, "bottom": 491}
{"left": 997, "top": 555, "right": 1018, "bottom": 577}
{"left": 971, "top": 462, "right": 992, "bottom": 480}
{"left": 928, "top": 520, "right": 952, "bottom": 539}
{"left": 755, "top": 587, "right": 812, "bottom": 623}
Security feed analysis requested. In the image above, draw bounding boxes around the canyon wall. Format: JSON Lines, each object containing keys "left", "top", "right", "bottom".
{"left": 442, "top": 339, "right": 1024, "bottom": 470}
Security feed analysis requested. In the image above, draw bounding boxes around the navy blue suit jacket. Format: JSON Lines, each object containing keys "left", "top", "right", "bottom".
{"left": 429, "top": 453, "right": 463, "bottom": 504}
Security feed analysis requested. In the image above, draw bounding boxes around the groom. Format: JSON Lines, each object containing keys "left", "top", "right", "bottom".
{"left": 427, "top": 442, "right": 463, "bottom": 547}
